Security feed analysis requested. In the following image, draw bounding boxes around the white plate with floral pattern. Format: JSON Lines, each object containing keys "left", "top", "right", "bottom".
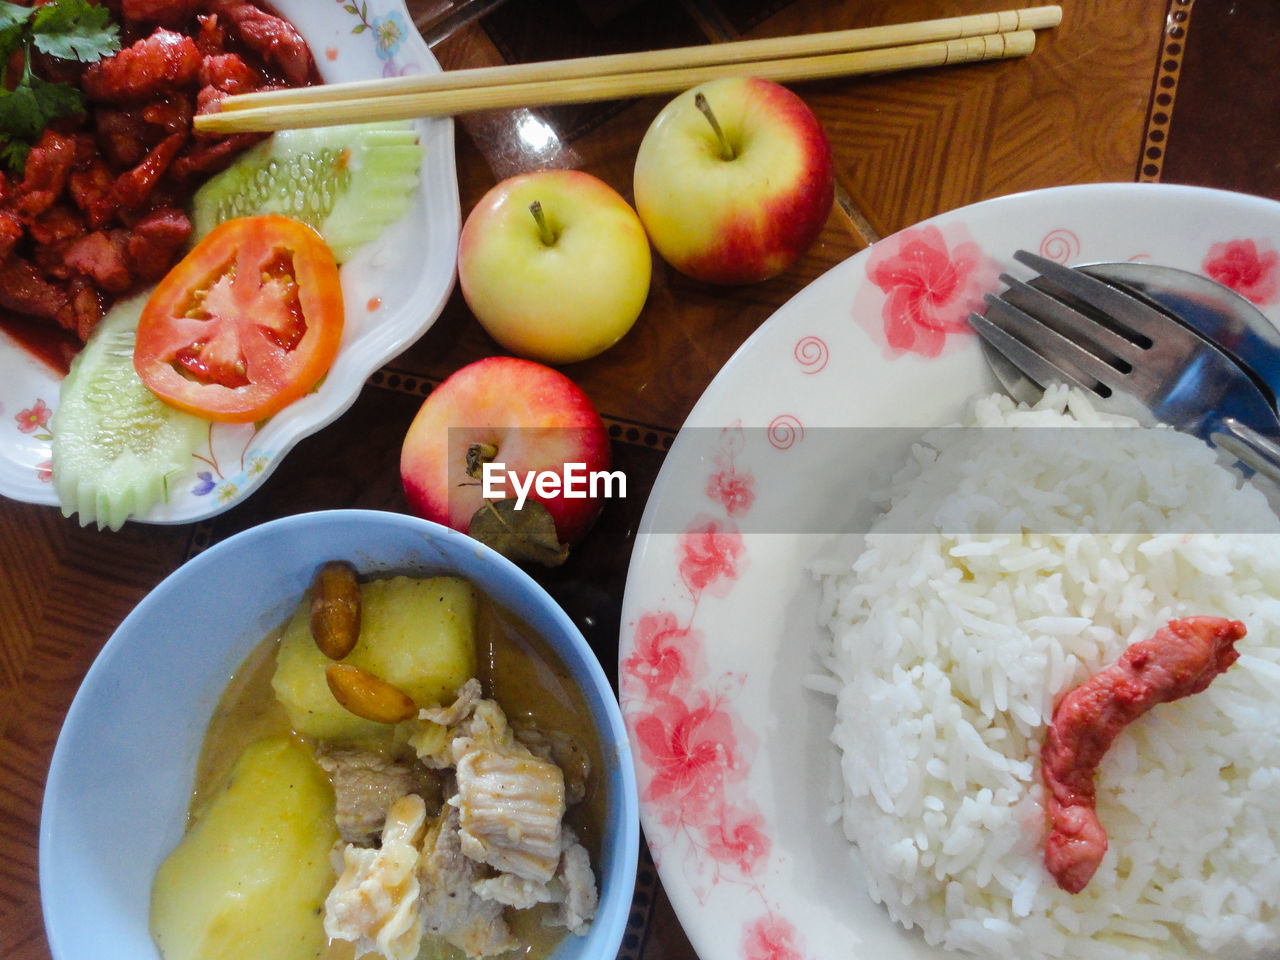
{"left": 0, "top": 0, "right": 458, "bottom": 524}
{"left": 618, "top": 183, "right": 1280, "bottom": 960}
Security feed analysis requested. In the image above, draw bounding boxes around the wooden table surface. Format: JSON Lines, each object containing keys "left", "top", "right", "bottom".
{"left": 3, "top": 0, "right": 1278, "bottom": 957}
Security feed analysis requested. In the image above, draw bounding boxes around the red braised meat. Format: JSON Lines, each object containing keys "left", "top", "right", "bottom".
{"left": 0, "top": 0, "right": 315, "bottom": 363}
{"left": 1040, "top": 615, "right": 1246, "bottom": 893}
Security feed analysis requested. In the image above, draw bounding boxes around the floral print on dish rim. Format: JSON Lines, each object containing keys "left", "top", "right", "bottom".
{"left": 335, "top": 0, "right": 420, "bottom": 77}
{"left": 619, "top": 216, "right": 1280, "bottom": 960}
{"left": 1201, "top": 238, "right": 1280, "bottom": 306}
{"left": 622, "top": 423, "right": 810, "bottom": 960}
{"left": 5, "top": 1, "right": 433, "bottom": 502}
{"left": 857, "top": 222, "right": 1000, "bottom": 359}
{"left": 16, "top": 398, "right": 51, "bottom": 440}
{"left": 188, "top": 419, "right": 271, "bottom": 504}
{"left": 15, "top": 399, "right": 53, "bottom": 482}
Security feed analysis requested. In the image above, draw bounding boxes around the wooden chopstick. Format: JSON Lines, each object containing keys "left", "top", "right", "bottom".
{"left": 217, "top": 5, "right": 1061, "bottom": 115}
{"left": 195, "top": 29, "right": 1043, "bottom": 135}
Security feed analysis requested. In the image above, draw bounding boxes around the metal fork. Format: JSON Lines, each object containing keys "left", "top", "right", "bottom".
{"left": 968, "top": 249, "right": 1280, "bottom": 485}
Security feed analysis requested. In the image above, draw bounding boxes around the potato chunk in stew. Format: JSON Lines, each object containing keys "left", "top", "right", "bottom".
{"left": 272, "top": 575, "right": 479, "bottom": 743}
{"left": 150, "top": 737, "right": 339, "bottom": 960}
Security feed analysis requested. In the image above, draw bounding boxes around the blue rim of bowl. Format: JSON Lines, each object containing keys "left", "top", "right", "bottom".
{"left": 40, "top": 508, "right": 639, "bottom": 960}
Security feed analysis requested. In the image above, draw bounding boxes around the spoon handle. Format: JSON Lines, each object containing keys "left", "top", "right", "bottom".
{"left": 1211, "top": 417, "right": 1280, "bottom": 487}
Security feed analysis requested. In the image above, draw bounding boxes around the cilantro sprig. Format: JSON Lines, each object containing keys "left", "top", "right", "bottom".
{"left": 0, "top": 0, "right": 120, "bottom": 172}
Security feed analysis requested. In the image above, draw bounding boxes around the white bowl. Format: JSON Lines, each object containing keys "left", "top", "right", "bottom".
{"left": 40, "top": 509, "right": 640, "bottom": 960}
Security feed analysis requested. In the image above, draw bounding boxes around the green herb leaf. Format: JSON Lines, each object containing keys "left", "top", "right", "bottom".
{"left": 0, "top": 0, "right": 117, "bottom": 173}
{"left": 31, "top": 0, "right": 119, "bottom": 62}
{"left": 0, "top": 71, "right": 85, "bottom": 139}
{"left": 0, "top": 2, "right": 34, "bottom": 33}
{"left": 0, "top": 137, "right": 30, "bottom": 172}
{"left": 0, "top": 1, "right": 34, "bottom": 62}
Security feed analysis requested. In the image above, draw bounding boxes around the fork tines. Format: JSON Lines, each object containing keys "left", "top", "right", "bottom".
{"left": 1012, "top": 250, "right": 1162, "bottom": 342}
{"left": 968, "top": 249, "right": 1186, "bottom": 401}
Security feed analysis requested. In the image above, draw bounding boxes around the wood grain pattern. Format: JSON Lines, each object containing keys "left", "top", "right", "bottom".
{"left": 1162, "top": 0, "right": 1280, "bottom": 201}
{"left": 763, "top": 0, "right": 1169, "bottom": 236}
{"left": 0, "top": 0, "right": 1237, "bottom": 958}
{"left": 0, "top": 500, "right": 193, "bottom": 960}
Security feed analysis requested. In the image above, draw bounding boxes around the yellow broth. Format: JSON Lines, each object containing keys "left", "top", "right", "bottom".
{"left": 190, "top": 577, "right": 607, "bottom": 960}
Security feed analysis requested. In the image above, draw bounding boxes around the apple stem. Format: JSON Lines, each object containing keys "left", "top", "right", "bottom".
{"left": 695, "top": 92, "right": 735, "bottom": 161}
{"left": 529, "top": 201, "right": 558, "bottom": 246}
{"left": 465, "top": 441, "right": 499, "bottom": 480}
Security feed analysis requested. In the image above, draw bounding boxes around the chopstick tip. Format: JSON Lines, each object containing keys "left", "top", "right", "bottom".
{"left": 1018, "top": 4, "right": 1063, "bottom": 31}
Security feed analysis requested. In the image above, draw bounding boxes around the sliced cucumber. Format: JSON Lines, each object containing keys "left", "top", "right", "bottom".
{"left": 50, "top": 294, "right": 208, "bottom": 531}
{"left": 191, "top": 121, "right": 423, "bottom": 262}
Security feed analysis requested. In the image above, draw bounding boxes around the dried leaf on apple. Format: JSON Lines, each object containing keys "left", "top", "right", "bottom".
{"left": 469, "top": 499, "right": 569, "bottom": 568}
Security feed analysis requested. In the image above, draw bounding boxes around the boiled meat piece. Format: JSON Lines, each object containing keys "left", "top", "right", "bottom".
{"left": 451, "top": 699, "right": 567, "bottom": 883}
{"left": 325, "top": 793, "right": 427, "bottom": 960}
{"left": 315, "top": 745, "right": 440, "bottom": 844}
{"left": 418, "top": 801, "right": 518, "bottom": 958}
{"left": 471, "top": 827, "right": 598, "bottom": 935}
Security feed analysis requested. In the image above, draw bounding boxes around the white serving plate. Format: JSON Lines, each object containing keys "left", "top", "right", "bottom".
{"left": 619, "top": 183, "right": 1280, "bottom": 960}
{"left": 0, "top": 0, "right": 460, "bottom": 524}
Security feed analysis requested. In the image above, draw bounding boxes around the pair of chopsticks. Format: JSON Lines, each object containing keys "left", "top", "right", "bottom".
{"left": 193, "top": 5, "right": 1062, "bottom": 135}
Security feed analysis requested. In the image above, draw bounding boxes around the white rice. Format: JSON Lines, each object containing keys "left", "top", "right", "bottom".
{"left": 813, "top": 386, "right": 1280, "bottom": 959}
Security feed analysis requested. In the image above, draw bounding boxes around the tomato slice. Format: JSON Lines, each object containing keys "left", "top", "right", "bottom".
{"left": 134, "top": 215, "right": 344, "bottom": 423}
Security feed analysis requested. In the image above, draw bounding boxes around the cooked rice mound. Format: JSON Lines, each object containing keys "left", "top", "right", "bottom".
{"left": 812, "top": 386, "right": 1280, "bottom": 960}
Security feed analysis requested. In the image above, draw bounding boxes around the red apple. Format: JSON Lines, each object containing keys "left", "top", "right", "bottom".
{"left": 400, "top": 357, "right": 614, "bottom": 549}
{"left": 633, "top": 76, "right": 835, "bottom": 285}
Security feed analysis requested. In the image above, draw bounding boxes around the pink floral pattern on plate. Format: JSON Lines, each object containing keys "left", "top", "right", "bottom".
{"left": 623, "top": 424, "right": 808, "bottom": 960}
{"left": 859, "top": 223, "right": 1000, "bottom": 358}
{"left": 705, "top": 428, "right": 756, "bottom": 518}
{"left": 16, "top": 399, "right": 52, "bottom": 440}
{"left": 1202, "top": 238, "right": 1280, "bottom": 305}
{"left": 621, "top": 186, "right": 1280, "bottom": 960}
{"left": 15, "top": 399, "right": 53, "bottom": 483}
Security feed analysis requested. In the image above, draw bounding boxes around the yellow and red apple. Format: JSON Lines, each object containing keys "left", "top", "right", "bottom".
{"left": 400, "top": 356, "right": 612, "bottom": 549}
{"left": 633, "top": 76, "right": 835, "bottom": 285}
{"left": 457, "top": 170, "right": 652, "bottom": 365}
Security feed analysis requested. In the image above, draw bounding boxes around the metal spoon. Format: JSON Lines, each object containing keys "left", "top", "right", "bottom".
{"left": 1081, "top": 261, "right": 1280, "bottom": 401}
{"left": 980, "top": 259, "right": 1280, "bottom": 484}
